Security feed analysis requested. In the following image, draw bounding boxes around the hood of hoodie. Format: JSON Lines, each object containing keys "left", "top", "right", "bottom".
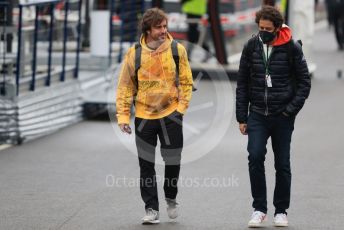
{"left": 272, "top": 24, "right": 292, "bottom": 46}
{"left": 140, "top": 32, "right": 173, "bottom": 53}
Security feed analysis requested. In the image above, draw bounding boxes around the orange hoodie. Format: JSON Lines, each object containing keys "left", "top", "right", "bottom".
{"left": 272, "top": 24, "right": 292, "bottom": 46}
{"left": 116, "top": 33, "right": 193, "bottom": 124}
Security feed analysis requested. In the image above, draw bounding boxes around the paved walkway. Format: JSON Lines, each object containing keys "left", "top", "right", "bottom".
{"left": 0, "top": 21, "right": 344, "bottom": 230}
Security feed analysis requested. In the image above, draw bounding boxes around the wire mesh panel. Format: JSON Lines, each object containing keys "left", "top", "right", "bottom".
{"left": 0, "top": 2, "right": 16, "bottom": 144}
{"left": 0, "top": 1, "right": 14, "bottom": 97}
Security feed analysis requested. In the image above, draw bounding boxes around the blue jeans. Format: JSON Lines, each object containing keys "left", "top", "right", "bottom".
{"left": 247, "top": 111, "right": 295, "bottom": 215}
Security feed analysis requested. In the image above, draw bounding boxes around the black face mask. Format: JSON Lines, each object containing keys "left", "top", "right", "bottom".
{"left": 259, "top": 30, "right": 276, "bottom": 44}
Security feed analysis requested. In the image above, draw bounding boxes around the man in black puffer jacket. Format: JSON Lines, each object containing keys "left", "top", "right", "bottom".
{"left": 236, "top": 6, "right": 311, "bottom": 228}
{"left": 332, "top": 0, "right": 344, "bottom": 50}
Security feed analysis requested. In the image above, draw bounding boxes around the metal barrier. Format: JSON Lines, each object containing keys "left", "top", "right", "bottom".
{"left": 109, "top": 0, "right": 145, "bottom": 64}
{"left": 15, "top": 0, "right": 82, "bottom": 95}
{"left": 0, "top": 1, "right": 9, "bottom": 96}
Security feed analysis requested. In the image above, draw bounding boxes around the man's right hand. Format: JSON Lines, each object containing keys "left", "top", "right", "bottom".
{"left": 119, "top": 124, "right": 132, "bottom": 134}
{"left": 239, "top": 123, "right": 248, "bottom": 135}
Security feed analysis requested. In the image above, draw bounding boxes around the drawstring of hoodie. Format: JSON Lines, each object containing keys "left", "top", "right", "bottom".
{"left": 157, "top": 51, "right": 169, "bottom": 89}
{"left": 149, "top": 52, "right": 152, "bottom": 81}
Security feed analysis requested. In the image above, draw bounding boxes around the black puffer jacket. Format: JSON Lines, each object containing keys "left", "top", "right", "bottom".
{"left": 236, "top": 35, "right": 311, "bottom": 123}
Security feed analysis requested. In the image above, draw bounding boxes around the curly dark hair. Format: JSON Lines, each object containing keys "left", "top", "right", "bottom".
{"left": 255, "top": 6, "right": 284, "bottom": 28}
{"left": 140, "top": 8, "right": 168, "bottom": 36}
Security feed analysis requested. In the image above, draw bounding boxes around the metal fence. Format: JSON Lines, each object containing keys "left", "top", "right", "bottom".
{"left": 109, "top": 0, "right": 145, "bottom": 64}
{"left": 15, "top": 0, "right": 82, "bottom": 95}
{"left": 0, "top": 1, "right": 11, "bottom": 96}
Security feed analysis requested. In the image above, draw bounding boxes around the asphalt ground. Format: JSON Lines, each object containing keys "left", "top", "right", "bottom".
{"left": 0, "top": 21, "right": 344, "bottom": 230}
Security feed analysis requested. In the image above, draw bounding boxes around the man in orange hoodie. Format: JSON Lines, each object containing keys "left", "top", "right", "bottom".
{"left": 116, "top": 8, "right": 193, "bottom": 224}
{"left": 236, "top": 6, "right": 311, "bottom": 228}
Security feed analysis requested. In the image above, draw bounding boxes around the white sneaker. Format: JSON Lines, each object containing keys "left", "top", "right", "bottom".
{"left": 248, "top": 211, "right": 267, "bottom": 228}
{"left": 166, "top": 198, "right": 178, "bottom": 219}
{"left": 274, "top": 213, "right": 288, "bottom": 227}
{"left": 141, "top": 208, "right": 160, "bottom": 224}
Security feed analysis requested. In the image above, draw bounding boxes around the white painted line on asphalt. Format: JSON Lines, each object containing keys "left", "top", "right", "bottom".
{"left": 0, "top": 144, "right": 12, "bottom": 151}
{"left": 228, "top": 52, "right": 242, "bottom": 64}
{"left": 315, "top": 20, "right": 328, "bottom": 31}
